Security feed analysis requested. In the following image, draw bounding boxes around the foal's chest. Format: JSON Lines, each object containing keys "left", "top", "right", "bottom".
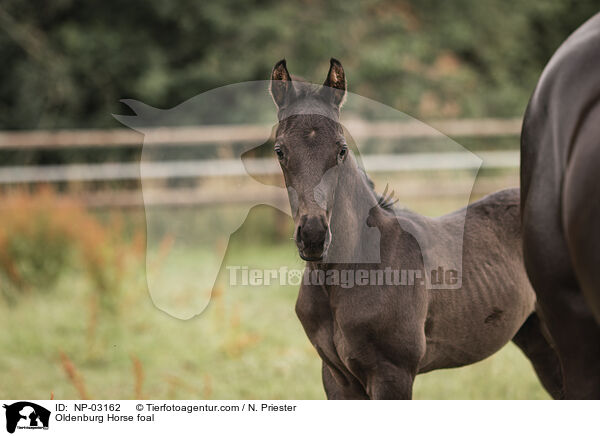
{"left": 297, "top": 294, "right": 363, "bottom": 380}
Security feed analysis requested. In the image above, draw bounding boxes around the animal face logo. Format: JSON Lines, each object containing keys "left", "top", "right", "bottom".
{"left": 3, "top": 402, "right": 50, "bottom": 433}
{"left": 114, "top": 60, "right": 481, "bottom": 320}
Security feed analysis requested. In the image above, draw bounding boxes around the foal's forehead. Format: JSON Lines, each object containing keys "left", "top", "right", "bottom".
{"left": 277, "top": 114, "right": 342, "bottom": 141}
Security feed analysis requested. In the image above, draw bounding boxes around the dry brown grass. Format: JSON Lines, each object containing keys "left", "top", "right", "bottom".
{"left": 59, "top": 351, "right": 89, "bottom": 400}
{"left": 131, "top": 354, "right": 144, "bottom": 400}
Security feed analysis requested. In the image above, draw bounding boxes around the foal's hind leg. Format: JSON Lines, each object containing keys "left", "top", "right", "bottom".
{"left": 512, "top": 312, "right": 564, "bottom": 399}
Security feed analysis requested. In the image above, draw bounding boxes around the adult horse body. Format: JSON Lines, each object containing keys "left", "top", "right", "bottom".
{"left": 271, "top": 59, "right": 562, "bottom": 399}
{"left": 521, "top": 13, "right": 600, "bottom": 399}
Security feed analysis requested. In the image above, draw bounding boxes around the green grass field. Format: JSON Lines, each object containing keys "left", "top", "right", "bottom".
{"left": 0, "top": 238, "right": 549, "bottom": 400}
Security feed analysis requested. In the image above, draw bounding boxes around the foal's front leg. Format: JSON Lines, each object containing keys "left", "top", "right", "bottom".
{"left": 296, "top": 280, "right": 370, "bottom": 399}
{"left": 321, "top": 361, "right": 369, "bottom": 399}
{"left": 364, "top": 362, "right": 417, "bottom": 399}
{"left": 335, "top": 289, "right": 426, "bottom": 400}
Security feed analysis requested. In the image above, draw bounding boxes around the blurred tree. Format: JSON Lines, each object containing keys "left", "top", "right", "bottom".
{"left": 0, "top": 0, "right": 598, "bottom": 130}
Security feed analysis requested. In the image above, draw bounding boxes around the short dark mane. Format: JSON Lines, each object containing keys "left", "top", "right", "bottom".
{"left": 359, "top": 167, "right": 398, "bottom": 211}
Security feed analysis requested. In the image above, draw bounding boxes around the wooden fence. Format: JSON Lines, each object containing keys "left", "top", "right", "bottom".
{"left": 0, "top": 118, "right": 522, "bottom": 207}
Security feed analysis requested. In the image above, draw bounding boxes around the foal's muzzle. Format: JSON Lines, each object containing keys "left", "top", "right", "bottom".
{"left": 295, "top": 214, "right": 329, "bottom": 261}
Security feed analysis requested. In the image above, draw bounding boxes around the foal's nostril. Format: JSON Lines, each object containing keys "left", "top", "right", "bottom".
{"left": 298, "top": 215, "right": 328, "bottom": 249}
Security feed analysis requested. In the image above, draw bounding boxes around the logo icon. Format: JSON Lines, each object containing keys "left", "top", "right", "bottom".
{"left": 3, "top": 402, "right": 50, "bottom": 434}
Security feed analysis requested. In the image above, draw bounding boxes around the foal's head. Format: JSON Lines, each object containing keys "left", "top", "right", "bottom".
{"left": 269, "top": 58, "right": 348, "bottom": 261}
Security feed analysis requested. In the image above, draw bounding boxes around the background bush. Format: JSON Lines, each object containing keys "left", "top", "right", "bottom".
{"left": 0, "top": 187, "right": 143, "bottom": 305}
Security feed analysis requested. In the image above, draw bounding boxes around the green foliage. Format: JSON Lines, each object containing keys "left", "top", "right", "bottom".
{"left": 0, "top": 0, "right": 598, "bottom": 130}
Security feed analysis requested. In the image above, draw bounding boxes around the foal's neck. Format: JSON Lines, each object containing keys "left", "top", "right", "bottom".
{"left": 324, "top": 155, "right": 381, "bottom": 265}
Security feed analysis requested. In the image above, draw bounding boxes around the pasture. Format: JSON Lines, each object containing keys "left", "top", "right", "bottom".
{"left": 0, "top": 183, "right": 550, "bottom": 399}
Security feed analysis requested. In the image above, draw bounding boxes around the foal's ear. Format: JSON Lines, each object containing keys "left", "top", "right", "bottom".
{"left": 321, "top": 58, "right": 347, "bottom": 108}
{"left": 270, "top": 59, "right": 295, "bottom": 108}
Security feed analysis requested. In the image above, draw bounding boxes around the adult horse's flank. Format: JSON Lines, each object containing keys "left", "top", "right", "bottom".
{"left": 521, "top": 13, "right": 600, "bottom": 399}
{"left": 270, "top": 59, "right": 562, "bottom": 399}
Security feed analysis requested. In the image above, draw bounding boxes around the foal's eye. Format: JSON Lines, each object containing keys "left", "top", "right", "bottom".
{"left": 338, "top": 145, "right": 348, "bottom": 159}
{"left": 275, "top": 146, "right": 284, "bottom": 160}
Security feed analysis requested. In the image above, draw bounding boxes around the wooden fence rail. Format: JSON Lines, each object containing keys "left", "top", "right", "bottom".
{"left": 0, "top": 151, "right": 519, "bottom": 184}
{"left": 0, "top": 118, "right": 522, "bottom": 149}
{"left": 0, "top": 119, "right": 522, "bottom": 207}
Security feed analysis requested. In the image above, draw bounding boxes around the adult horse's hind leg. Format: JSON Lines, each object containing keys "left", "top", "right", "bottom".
{"left": 562, "top": 103, "right": 600, "bottom": 322}
{"left": 522, "top": 172, "right": 600, "bottom": 398}
{"left": 512, "top": 312, "right": 564, "bottom": 399}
